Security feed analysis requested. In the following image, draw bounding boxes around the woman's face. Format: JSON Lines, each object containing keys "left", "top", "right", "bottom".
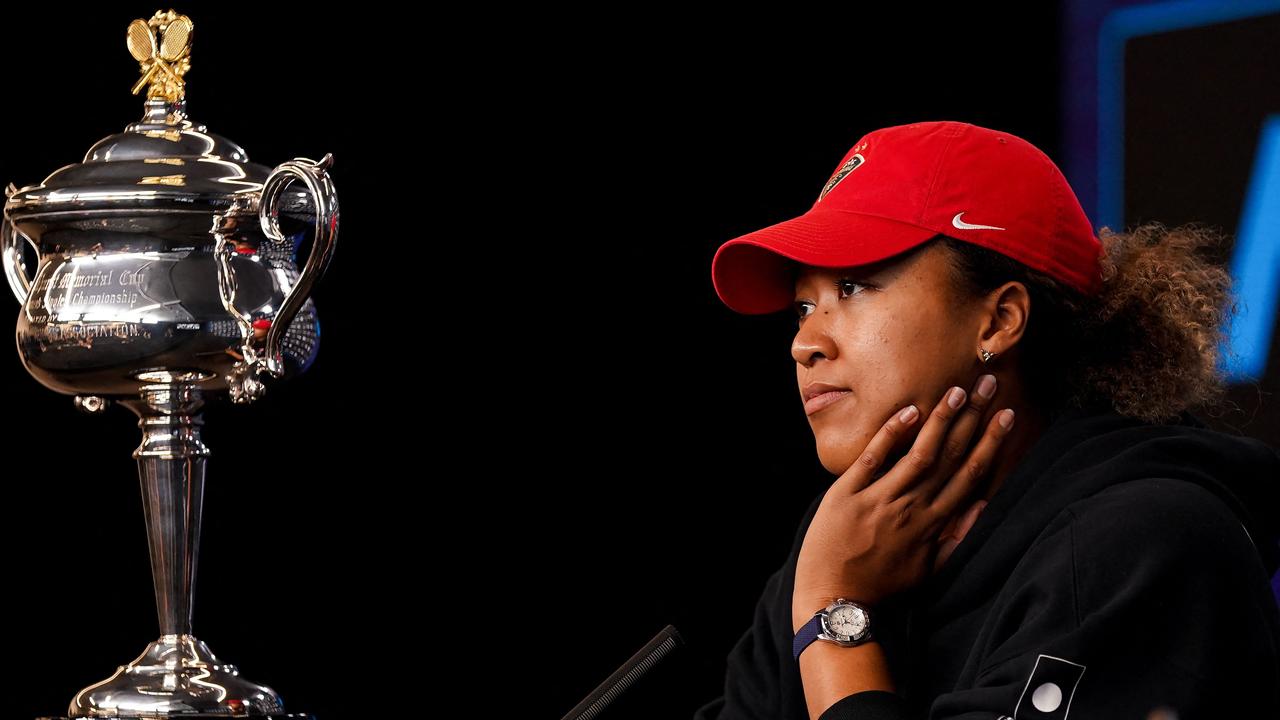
{"left": 792, "top": 242, "right": 982, "bottom": 476}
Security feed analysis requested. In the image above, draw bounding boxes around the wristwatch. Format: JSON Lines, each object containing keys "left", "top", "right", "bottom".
{"left": 792, "top": 598, "right": 874, "bottom": 662}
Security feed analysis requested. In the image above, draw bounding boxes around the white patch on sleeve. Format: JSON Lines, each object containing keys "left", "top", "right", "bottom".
{"left": 1013, "top": 654, "right": 1086, "bottom": 719}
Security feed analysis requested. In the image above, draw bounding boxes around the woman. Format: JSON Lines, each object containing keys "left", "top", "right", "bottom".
{"left": 695, "top": 121, "right": 1280, "bottom": 720}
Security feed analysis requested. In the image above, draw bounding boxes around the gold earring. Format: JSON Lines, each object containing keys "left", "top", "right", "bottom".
{"left": 979, "top": 347, "right": 996, "bottom": 363}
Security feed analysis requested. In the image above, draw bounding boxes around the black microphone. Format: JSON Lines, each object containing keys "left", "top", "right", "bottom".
{"left": 561, "top": 624, "right": 686, "bottom": 720}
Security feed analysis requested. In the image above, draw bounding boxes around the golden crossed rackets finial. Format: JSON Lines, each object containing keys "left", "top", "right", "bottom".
{"left": 128, "top": 9, "right": 193, "bottom": 103}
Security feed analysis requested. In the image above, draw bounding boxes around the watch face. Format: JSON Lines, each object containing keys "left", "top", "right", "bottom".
{"left": 825, "top": 604, "right": 869, "bottom": 641}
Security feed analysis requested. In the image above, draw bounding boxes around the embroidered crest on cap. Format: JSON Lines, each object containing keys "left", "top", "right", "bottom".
{"left": 814, "top": 151, "right": 865, "bottom": 202}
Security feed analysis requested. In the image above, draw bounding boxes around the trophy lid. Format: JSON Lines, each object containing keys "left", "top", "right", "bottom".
{"left": 5, "top": 9, "right": 311, "bottom": 222}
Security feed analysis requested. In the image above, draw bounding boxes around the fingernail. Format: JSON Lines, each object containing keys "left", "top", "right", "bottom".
{"left": 899, "top": 405, "right": 919, "bottom": 423}
{"left": 999, "top": 409, "right": 1015, "bottom": 429}
{"left": 948, "top": 386, "right": 965, "bottom": 408}
{"left": 976, "top": 374, "right": 996, "bottom": 399}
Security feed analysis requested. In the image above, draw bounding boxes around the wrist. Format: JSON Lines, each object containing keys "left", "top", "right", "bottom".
{"left": 793, "top": 596, "right": 830, "bottom": 634}
{"left": 793, "top": 597, "right": 876, "bottom": 665}
{"left": 794, "top": 593, "right": 868, "bottom": 633}
{"left": 798, "top": 639, "right": 897, "bottom": 718}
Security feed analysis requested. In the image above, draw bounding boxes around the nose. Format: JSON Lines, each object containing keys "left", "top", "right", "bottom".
{"left": 791, "top": 305, "right": 838, "bottom": 367}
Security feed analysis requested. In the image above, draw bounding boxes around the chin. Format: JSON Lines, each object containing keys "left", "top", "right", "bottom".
{"left": 813, "top": 420, "right": 902, "bottom": 479}
{"left": 814, "top": 438, "right": 860, "bottom": 477}
{"left": 818, "top": 455, "right": 849, "bottom": 476}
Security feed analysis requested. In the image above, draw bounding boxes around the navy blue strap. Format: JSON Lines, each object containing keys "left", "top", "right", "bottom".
{"left": 792, "top": 613, "right": 824, "bottom": 662}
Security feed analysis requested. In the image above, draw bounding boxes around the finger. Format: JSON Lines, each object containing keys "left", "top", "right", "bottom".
{"left": 934, "top": 537, "right": 960, "bottom": 572}
{"left": 937, "top": 508, "right": 962, "bottom": 540}
{"left": 918, "top": 374, "right": 1000, "bottom": 504}
{"left": 931, "top": 410, "right": 1015, "bottom": 517}
{"left": 953, "top": 498, "right": 988, "bottom": 538}
{"left": 941, "top": 498, "right": 988, "bottom": 543}
{"left": 933, "top": 499, "right": 988, "bottom": 572}
{"left": 876, "top": 385, "right": 970, "bottom": 500}
{"left": 836, "top": 402, "right": 922, "bottom": 495}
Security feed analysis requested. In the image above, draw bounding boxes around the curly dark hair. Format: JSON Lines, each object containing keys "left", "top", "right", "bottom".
{"left": 934, "top": 221, "right": 1240, "bottom": 425}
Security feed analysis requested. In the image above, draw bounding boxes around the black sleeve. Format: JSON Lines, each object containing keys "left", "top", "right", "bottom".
{"left": 819, "top": 477, "right": 1280, "bottom": 720}
{"left": 693, "top": 491, "right": 826, "bottom": 720}
{"left": 817, "top": 690, "right": 913, "bottom": 720}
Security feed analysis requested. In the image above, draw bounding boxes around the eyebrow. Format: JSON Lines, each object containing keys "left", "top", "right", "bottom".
{"left": 793, "top": 267, "right": 878, "bottom": 294}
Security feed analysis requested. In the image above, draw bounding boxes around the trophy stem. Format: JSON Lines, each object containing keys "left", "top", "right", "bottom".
{"left": 61, "top": 382, "right": 291, "bottom": 717}
{"left": 118, "top": 383, "right": 209, "bottom": 636}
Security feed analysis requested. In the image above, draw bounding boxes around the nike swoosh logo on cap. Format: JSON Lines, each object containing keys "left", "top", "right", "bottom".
{"left": 952, "top": 212, "right": 1005, "bottom": 231}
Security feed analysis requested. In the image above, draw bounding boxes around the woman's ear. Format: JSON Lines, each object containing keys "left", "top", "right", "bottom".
{"left": 976, "top": 281, "right": 1031, "bottom": 357}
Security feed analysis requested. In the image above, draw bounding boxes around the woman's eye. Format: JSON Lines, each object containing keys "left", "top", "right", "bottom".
{"left": 836, "top": 279, "right": 868, "bottom": 298}
{"left": 793, "top": 280, "right": 869, "bottom": 323}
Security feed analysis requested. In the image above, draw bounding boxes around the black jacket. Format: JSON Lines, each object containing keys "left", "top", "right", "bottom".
{"left": 692, "top": 405, "right": 1280, "bottom": 720}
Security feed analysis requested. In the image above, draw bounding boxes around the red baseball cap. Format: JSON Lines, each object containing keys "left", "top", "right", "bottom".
{"left": 710, "top": 120, "right": 1105, "bottom": 315}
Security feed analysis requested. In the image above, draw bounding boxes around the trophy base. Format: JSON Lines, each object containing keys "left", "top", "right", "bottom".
{"left": 59, "top": 634, "right": 304, "bottom": 719}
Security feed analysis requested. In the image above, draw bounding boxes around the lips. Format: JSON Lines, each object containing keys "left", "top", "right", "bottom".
{"left": 801, "top": 381, "right": 852, "bottom": 416}
{"left": 804, "top": 389, "right": 852, "bottom": 416}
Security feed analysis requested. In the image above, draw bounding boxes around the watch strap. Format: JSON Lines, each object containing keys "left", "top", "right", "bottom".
{"left": 792, "top": 613, "right": 824, "bottom": 662}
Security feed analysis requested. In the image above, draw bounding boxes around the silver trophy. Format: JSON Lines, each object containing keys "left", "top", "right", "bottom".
{"left": 3, "top": 9, "right": 338, "bottom": 719}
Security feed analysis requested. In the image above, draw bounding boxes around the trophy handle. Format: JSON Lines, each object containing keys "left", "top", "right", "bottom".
{"left": 1, "top": 190, "right": 35, "bottom": 305}
{"left": 257, "top": 153, "right": 339, "bottom": 377}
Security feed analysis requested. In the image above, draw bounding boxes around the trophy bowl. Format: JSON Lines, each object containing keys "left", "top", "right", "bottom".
{"left": 4, "top": 9, "right": 338, "bottom": 719}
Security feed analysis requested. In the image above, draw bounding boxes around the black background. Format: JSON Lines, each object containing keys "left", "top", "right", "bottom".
{"left": 1, "top": 5, "right": 419, "bottom": 718}
{"left": 1125, "top": 12, "right": 1280, "bottom": 442}
{"left": 3, "top": 4, "right": 1270, "bottom": 720}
